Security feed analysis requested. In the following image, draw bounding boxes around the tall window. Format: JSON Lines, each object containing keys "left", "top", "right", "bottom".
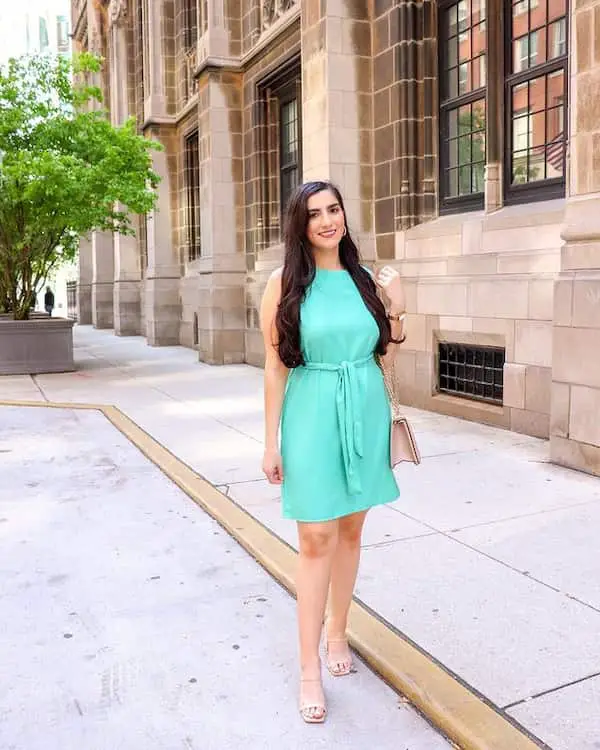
{"left": 184, "top": 0, "right": 198, "bottom": 51}
{"left": 279, "top": 92, "right": 300, "bottom": 217}
{"left": 439, "top": 0, "right": 487, "bottom": 211}
{"left": 56, "top": 15, "right": 69, "bottom": 55}
{"left": 438, "top": 0, "right": 568, "bottom": 211}
{"left": 506, "top": 0, "right": 568, "bottom": 201}
{"left": 184, "top": 130, "right": 201, "bottom": 261}
{"left": 258, "top": 59, "right": 302, "bottom": 239}
{"left": 38, "top": 17, "right": 49, "bottom": 52}
{"left": 138, "top": 215, "right": 148, "bottom": 272}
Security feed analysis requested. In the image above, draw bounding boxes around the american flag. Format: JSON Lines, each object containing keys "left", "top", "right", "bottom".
{"left": 546, "top": 133, "right": 565, "bottom": 174}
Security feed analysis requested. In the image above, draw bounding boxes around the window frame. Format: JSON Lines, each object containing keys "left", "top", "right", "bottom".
{"left": 438, "top": 0, "right": 487, "bottom": 215}
{"left": 184, "top": 0, "right": 198, "bottom": 52}
{"left": 184, "top": 128, "right": 201, "bottom": 262}
{"left": 257, "top": 56, "right": 303, "bottom": 236}
{"left": 503, "top": 0, "right": 569, "bottom": 205}
{"left": 278, "top": 82, "right": 302, "bottom": 222}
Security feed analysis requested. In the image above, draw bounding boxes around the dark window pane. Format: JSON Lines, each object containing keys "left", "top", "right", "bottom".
{"left": 440, "top": 0, "right": 487, "bottom": 206}
{"left": 449, "top": 138, "right": 459, "bottom": 169}
{"left": 459, "top": 164, "right": 471, "bottom": 194}
{"left": 511, "top": 0, "right": 566, "bottom": 74}
{"left": 444, "top": 4, "right": 459, "bottom": 38}
{"left": 472, "top": 162, "right": 485, "bottom": 192}
{"left": 446, "top": 67, "right": 459, "bottom": 99}
{"left": 509, "top": 68, "right": 565, "bottom": 186}
{"left": 441, "top": 0, "right": 486, "bottom": 102}
{"left": 512, "top": 149, "right": 529, "bottom": 183}
{"left": 448, "top": 168, "right": 459, "bottom": 197}
{"left": 185, "top": 131, "right": 201, "bottom": 260}
{"left": 185, "top": 0, "right": 198, "bottom": 50}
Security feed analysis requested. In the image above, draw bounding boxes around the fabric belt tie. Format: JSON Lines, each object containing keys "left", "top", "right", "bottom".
{"left": 303, "top": 354, "right": 373, "bottom": 495}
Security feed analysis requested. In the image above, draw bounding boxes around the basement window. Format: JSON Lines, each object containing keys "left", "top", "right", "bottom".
{"left": 438, "top": 343, "right": 505, "bottom": 404}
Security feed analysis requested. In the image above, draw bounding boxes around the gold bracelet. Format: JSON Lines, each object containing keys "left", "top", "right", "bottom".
{"left": 387, "top": 311, "right": 406, "bottom": 322}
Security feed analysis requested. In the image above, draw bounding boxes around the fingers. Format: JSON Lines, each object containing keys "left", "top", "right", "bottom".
{"left": 376, "top": 265, "right": 396, "bottom": 284}
{"left": 264, "top": 463, "right": 283, "bottom": 484}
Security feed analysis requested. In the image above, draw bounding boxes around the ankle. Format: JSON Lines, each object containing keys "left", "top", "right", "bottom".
{"left": 326, "top": 618, "right": 347, "bottom": 640}
{"left": 300, "top": 658, "right": 322, "bottom": 679}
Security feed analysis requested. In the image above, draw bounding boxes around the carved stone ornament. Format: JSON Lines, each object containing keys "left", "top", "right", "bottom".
{"left": 108, "top": 0, "right": 128, "bottom": 27}
{"left": 262, "top": 0, "right": 297, "bottom": 29}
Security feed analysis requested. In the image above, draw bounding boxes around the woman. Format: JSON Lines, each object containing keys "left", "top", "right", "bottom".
{"left": 260, "top": 181, "right": 406, "bottom": 723}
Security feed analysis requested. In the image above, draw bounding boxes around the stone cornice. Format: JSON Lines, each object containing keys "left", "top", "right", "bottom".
{"left": 193, "top": 6, "right": 300, "bottom": 79}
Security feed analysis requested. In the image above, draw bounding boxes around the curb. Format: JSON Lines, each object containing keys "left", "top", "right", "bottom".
{"left": 1, "top": 399, "right": 548, "bottom": 750}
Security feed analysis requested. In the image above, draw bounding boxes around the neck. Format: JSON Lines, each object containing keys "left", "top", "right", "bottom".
{"left": 312, "top": 247, "right": 343, "bottom": 271}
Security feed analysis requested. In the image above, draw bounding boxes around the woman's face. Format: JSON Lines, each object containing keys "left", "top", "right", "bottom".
{"left": 305, "top": 189, "right": 346, "bottom": 253}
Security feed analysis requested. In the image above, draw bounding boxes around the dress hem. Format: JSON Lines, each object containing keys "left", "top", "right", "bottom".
{"left": 282, "top": 488, "right": 400, "bottom": 523}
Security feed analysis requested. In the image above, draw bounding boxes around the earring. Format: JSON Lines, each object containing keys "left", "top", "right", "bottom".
{"left": 342, "top": 226, "right": 347, "bottom": 236}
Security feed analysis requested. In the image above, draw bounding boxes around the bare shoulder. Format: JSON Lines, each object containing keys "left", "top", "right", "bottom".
{"left": 264, "top": 266, "right": 283, "bottom": 298}
{"left": 260, "top": 266, "right": 284, "bottom": 329}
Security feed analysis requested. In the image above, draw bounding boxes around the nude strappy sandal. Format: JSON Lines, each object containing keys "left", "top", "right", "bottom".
{"left": 299, "top": 678, "right": 327, "bottom": 724}
{"left": 326, "top": 637, "right": 354, "bottom": 677}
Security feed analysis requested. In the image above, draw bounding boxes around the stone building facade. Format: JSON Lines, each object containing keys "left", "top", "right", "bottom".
{"left": 70, "top": 0, "right": 600, "bottom": 477}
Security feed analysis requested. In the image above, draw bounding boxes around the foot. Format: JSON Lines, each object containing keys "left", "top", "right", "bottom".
{"left": 299, "top": 677, "right": 326, "bottom": 723}
{"left": 326, "top": 634, "right": 354, "bottom": 677}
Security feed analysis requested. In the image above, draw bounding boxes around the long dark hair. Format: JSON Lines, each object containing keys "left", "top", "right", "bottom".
{"left": 275, "top": 180, "right": 391, "bottom": 368}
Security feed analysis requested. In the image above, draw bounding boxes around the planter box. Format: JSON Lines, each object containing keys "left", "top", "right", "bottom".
{"left": 0, "top": 317, "right": 75, "bottom": 375}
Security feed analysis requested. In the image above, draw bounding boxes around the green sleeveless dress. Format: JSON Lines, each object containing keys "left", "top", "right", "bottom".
{"left": 280, "top": 268, "right": 400, "bottom": 522}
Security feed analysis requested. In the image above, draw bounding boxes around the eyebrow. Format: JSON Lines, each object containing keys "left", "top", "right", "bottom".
{"left": 309, "top": 202, "right": 340, "bottom": 211}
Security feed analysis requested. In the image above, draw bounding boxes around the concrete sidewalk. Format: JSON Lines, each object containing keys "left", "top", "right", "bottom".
{"left": 2, "top": 325, "right": 600, "bottom": 750}
{"left": 0, "top": 405, "right": 453, "bottom": 750}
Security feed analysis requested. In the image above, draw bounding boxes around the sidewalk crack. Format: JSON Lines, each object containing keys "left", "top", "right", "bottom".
{"left": 503, "top": 670, "right": 600, "bottom": 710}
{"left": 30, "top": 375, "right": 49, "bottom": 402}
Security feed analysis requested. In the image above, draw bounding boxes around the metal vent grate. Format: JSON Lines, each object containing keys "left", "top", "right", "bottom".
{"left": 438, "top": 343, "right": 505, "bottom": 404}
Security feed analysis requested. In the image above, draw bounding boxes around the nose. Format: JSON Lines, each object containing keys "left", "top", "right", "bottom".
{"left": 320, "top": 212, "right": 333, "bottom": 229}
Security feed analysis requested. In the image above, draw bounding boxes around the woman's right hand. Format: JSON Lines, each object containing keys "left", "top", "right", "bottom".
{"left": 262, "top": 448, "right": 284, "bottom": 485}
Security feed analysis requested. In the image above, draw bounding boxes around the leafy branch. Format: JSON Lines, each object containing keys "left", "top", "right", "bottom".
{"left": 0, "top": 52, "right": 161, "bottom": 320}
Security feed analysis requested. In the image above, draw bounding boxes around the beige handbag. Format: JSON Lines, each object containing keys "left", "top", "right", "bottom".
{"left": 378, "top": 355, "right": 421, "bottom": 468}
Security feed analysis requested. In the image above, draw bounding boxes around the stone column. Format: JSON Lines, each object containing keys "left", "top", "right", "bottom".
{"left": 205, "top": 0, "right": 229, "bottom": 57}
{"left": 484, "top": 0, "right": 503, "bottom": 213}
{"left": 91, "top": 231, "right": 114, "bottom": 329}
{"left": 109, "top": 0, "right": 142, "bottom": 335}
{"left": 77, "top": 235, "right": 93, "bottom": 325}
{"left": 550, "top": 2, "right": 600, "bottom": 476}
{"left": 145, "top": 142, "right": 181, "bottom": 346}
{"left": 301, "top": 1, "right": 375, "bottom": 259}
{"left": 144, "top": 0, "right": 168, "bottom": 120}
{"left": 189, "top": 71, "right": 245, "bottom": 364}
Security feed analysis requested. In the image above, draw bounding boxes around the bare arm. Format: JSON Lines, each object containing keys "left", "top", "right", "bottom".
{"left": 374, "top": 266, "right": 407, "bottom": 370}
{"left": 259, "top": 268, "right": 289, "bottom": 482}
{"left": 379, "top": 303, "right": 406, "bottom": 370}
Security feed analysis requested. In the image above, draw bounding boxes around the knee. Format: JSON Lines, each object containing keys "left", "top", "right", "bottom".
{"left": 299, "top": 527, "right": 338, "bottom": 560}
{"left": 338, "top": 519, "right": 364, "bottom": 547}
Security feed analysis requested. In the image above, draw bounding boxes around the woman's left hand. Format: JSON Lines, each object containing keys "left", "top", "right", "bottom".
{"left": 376, "top": 265, "right": 406, "bottom": 310}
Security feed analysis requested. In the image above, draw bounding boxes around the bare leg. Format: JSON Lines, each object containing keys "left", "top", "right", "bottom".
{"left": 296, "top": 520, "right": 338, "bottom": 720}
{"left": 326, "top": 510, "right": 368, "bottom": 674}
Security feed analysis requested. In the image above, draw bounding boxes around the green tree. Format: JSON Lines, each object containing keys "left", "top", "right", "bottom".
{"left": 0, "top": 53, "right": 160, "bottom": 320}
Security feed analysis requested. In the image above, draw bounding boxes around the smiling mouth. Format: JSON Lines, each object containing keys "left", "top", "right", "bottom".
{"left": 319, "top": 230, "right": 337, "bottom": 238}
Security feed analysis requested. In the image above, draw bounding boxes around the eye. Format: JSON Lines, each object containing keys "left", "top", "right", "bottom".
{"left": 330, "top": 206, "right": 340, "bottom": 213}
